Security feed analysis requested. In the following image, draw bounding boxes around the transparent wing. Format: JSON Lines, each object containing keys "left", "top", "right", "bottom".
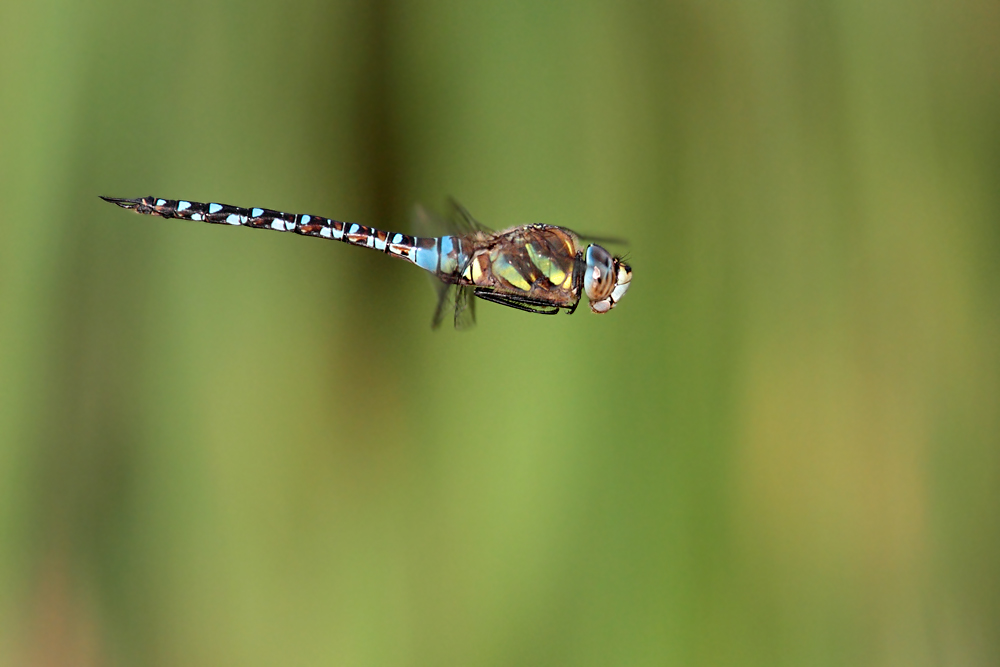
{"left": 411, "top": 203, "right": 449, "bottom": 238}
{"left": 580, "top": 234, "right": 629, "bottom": 246}
{"left": 452, "top": 284, "right": 477, "bottom": 330}
{"left": 565, "top": 229, "right": 630, "bottom": 246}
{"left": 430, "top": 282, "right": 477, "bottom": 330}
{"left": 413, "top": 202, "right": 480, "bottom": 330}
{"left": 431, "top": 281, "right": 452, "bottom": 329}
{"left": 447, "top": 197, "right": 493, "bottom": 234}
{"left": 411, "top": 199, "right": 492, "bottom": 236}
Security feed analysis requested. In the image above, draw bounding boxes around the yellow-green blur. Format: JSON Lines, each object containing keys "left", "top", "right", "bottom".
{"left": 0, "top": 1, "right": 997, "bottom": 665}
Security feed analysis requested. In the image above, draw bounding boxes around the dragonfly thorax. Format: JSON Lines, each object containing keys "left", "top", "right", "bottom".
{"left": 584, "top": 244, "right": 632, "bottom": 314}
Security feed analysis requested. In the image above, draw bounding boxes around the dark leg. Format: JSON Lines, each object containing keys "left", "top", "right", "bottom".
{"left": 474, "top": 289, "right": 561, "bottom": 315}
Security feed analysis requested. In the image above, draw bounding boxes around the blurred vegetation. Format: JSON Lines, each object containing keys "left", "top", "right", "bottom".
{"left": 1, "top": 0, "right": 998, "bottom": 665}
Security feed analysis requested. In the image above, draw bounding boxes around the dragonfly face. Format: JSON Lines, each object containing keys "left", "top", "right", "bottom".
{"left": 584, "top": 244, "right": 632, "bottom": 314}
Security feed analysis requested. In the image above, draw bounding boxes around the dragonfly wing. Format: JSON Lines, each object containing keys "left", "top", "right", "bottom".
{"left": 561, "top": 226, "right": 629, "bottom": 246}
{"left": 429, "top": 282, "right": 477, "bottom": 329}
{"left": 411, "top": 200, "right": 492, "bottom": 236}
{"left": 411, "top": 204, "right": 448, "bottom": 238}
{"left": 453, "top": 284, "right": 477, "bottom": 330}
{"left": 431, "top": 281, "right": 452, "bottom": 329}
{"left": 447, "top": 198, "right": 493, "bottom": 234}
{"left": 575, "top": 233, "right": 629, "bottom": 246}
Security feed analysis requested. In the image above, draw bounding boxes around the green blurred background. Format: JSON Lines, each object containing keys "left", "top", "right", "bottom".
{"left": 1, "top": 0, "right": 998, "bottom": 665}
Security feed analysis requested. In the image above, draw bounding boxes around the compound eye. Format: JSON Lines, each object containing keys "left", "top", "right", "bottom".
{"left": 584, "top": 245, "right": 615, "bottom": 301}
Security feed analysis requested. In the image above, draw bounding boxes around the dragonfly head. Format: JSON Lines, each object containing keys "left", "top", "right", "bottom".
{"left": 584, "top": 244, "right": 632, "bottom": 314}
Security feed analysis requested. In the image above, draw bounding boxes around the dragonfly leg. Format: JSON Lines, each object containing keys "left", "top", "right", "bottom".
{"left": 474, "top": 289, "right": 561, "bottom": 315}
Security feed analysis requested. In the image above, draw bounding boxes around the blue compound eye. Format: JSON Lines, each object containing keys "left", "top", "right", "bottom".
{"left": 584, "top": 245, "right": 615, "bottom": 302}
{"left": 587, "top": 253, "right": 632, "bottom": 315}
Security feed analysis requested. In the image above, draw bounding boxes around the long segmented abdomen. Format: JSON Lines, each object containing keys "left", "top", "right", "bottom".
{"left": 100, "top": 195, "right": 470, "bottom": 278}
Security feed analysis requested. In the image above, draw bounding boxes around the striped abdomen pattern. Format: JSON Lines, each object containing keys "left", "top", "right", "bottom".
{"left": 101, "top": 195, "right": 470, "bottom": 279}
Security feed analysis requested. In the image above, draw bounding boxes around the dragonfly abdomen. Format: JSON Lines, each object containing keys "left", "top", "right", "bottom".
{"left": 100, "top": 195, "right": 437, "bottom": 267}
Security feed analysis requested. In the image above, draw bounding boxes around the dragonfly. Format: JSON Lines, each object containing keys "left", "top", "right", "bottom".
{"left": 101, "top": 195, "right": 632, "bottom": 328}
